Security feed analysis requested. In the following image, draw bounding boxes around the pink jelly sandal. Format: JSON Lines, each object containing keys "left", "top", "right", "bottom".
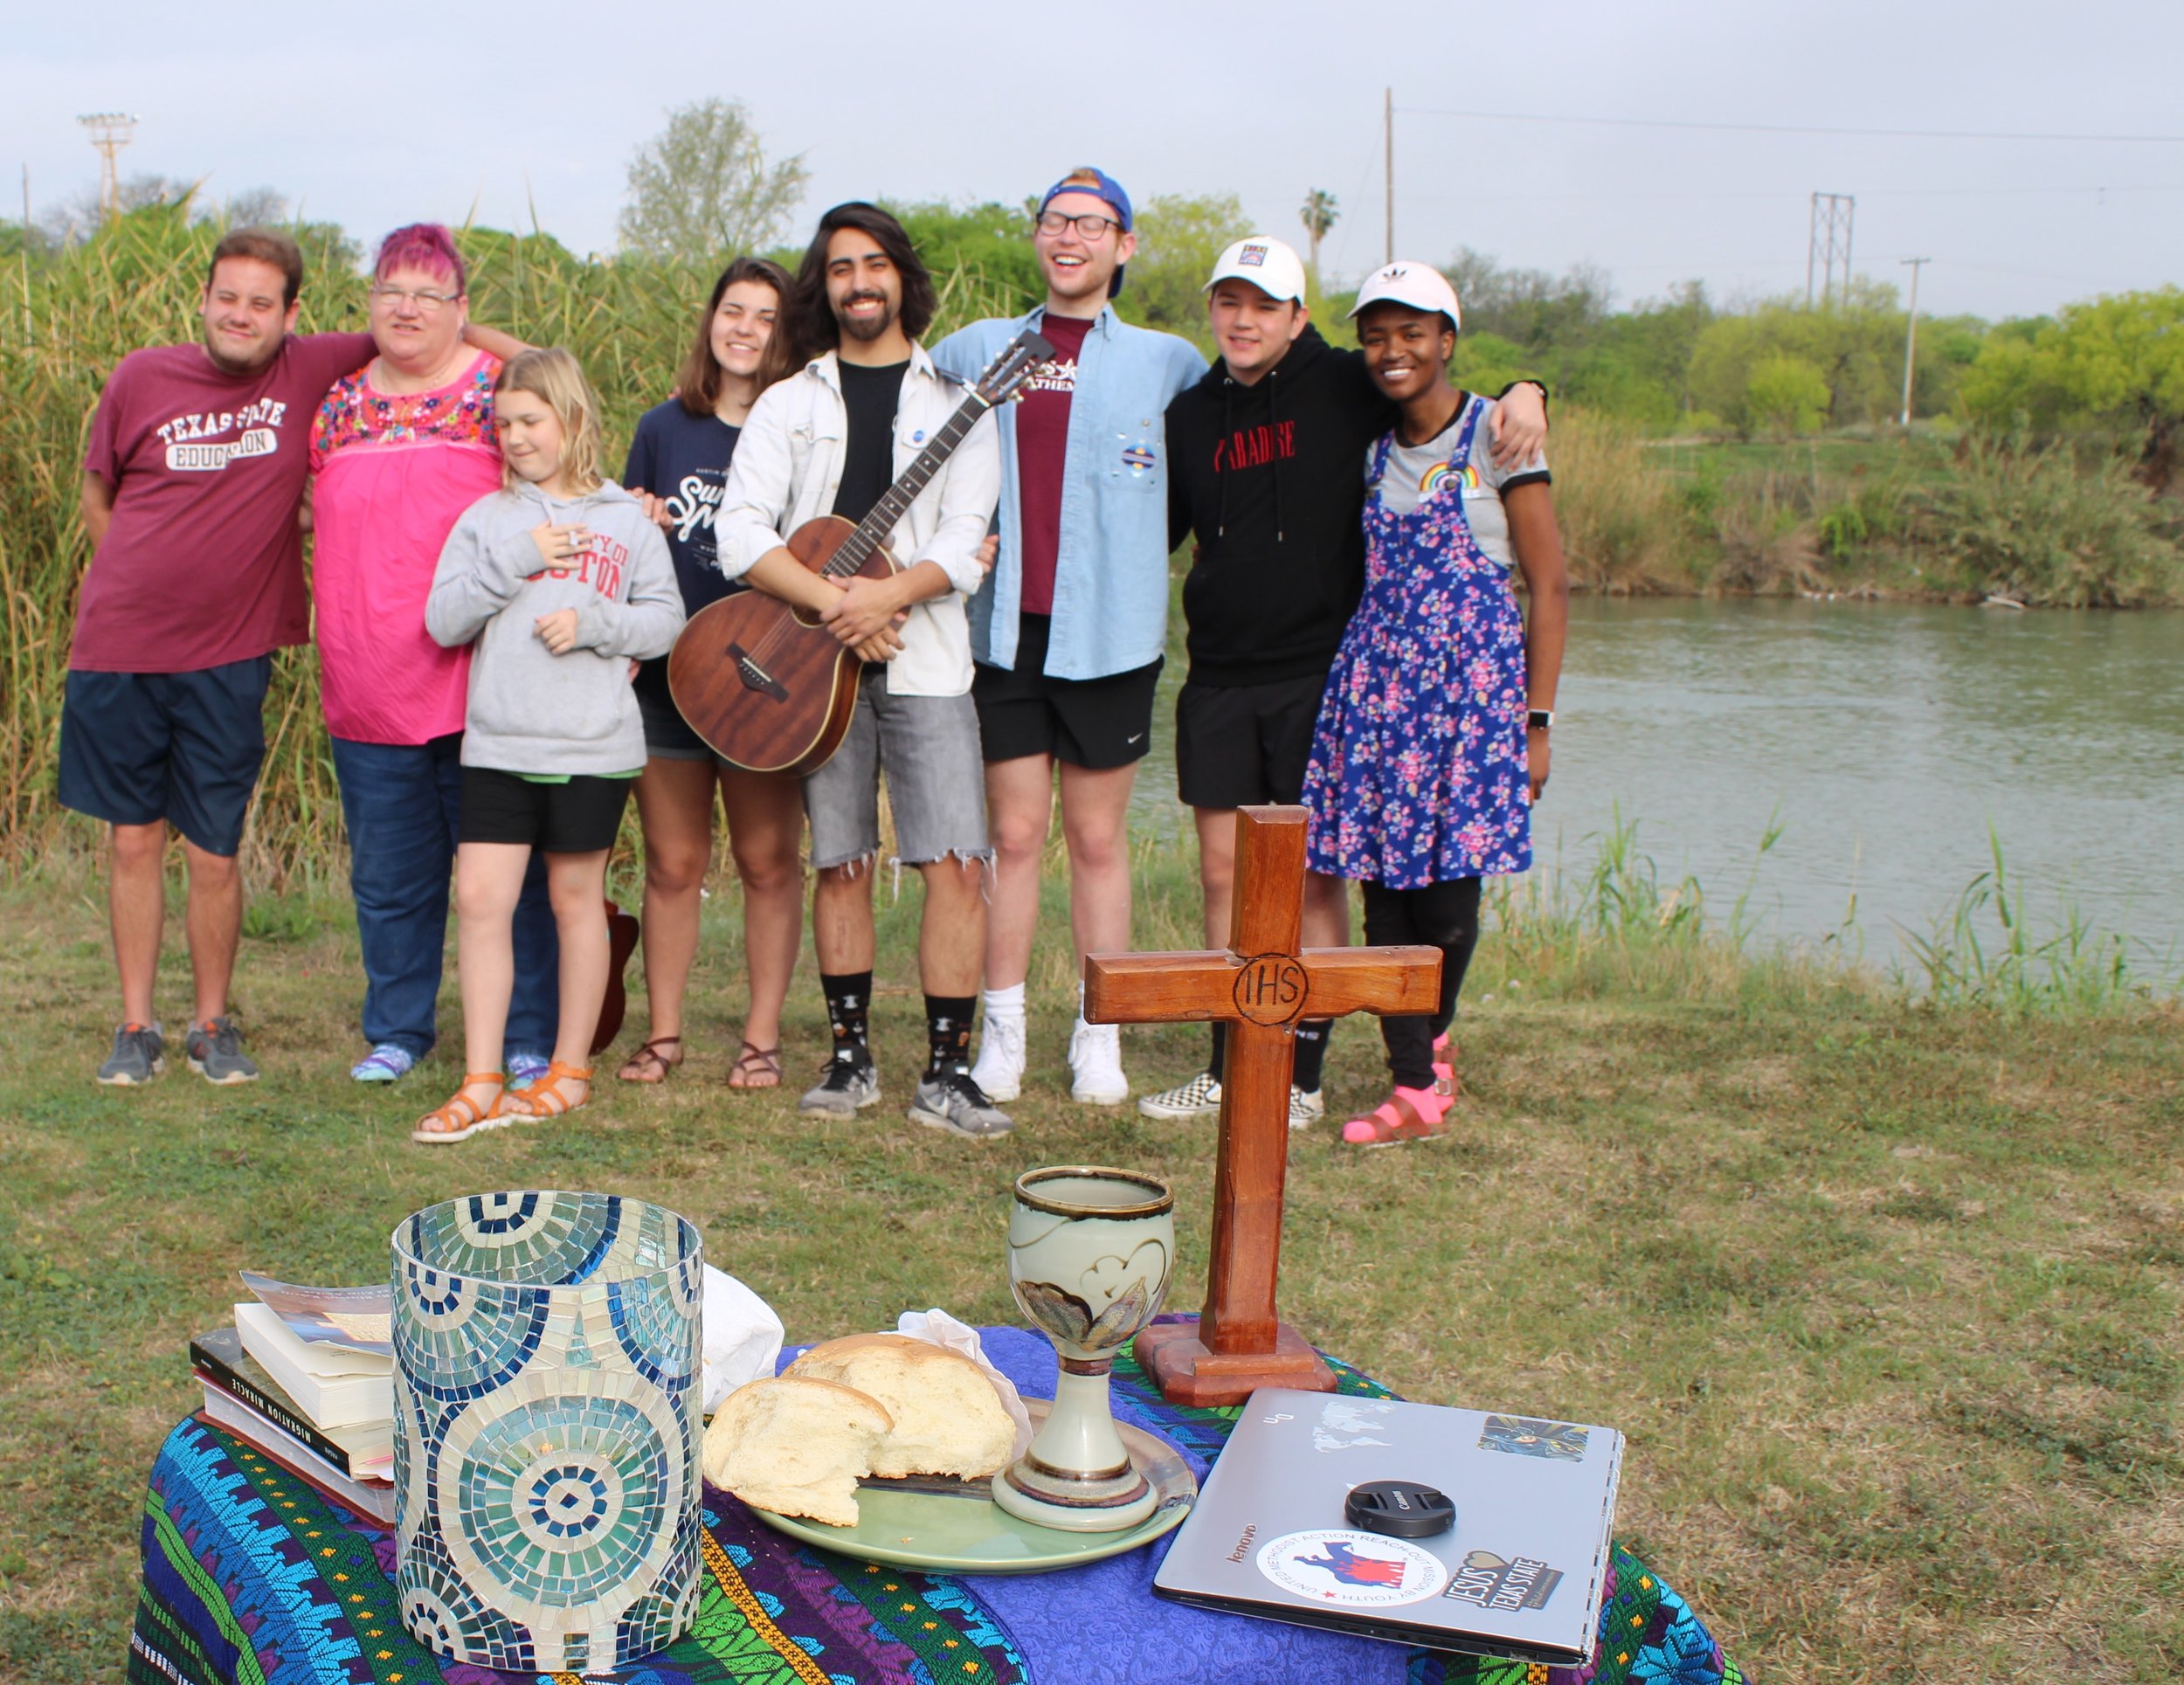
{"left": 1341, "top": 1083, "right": 1454, "bottom": 1148}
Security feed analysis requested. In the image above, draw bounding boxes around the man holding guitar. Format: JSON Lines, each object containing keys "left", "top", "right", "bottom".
{"left": 714, "top": 203, "right": 1013, "bottom": 1138}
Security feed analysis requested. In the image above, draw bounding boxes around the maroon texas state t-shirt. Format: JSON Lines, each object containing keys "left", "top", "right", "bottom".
{"left": 72, "top": 330, "right": 376, "bottom": 673}
{"left": 1011, "top": 311, "right": 1095, "bottom": 620}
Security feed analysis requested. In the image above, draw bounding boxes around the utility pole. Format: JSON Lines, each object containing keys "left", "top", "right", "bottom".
{"left": 78, "top": 113, "right": 138, "bottom": 222}
{"left": 1807, "top": 191, "right": 1854, "bottom": 309}
{"left": 1899, "top": 257, "right": 1929, "bottom": 428}
{"left": 1384, "top": 87, "right": 1394, "bottom": 266}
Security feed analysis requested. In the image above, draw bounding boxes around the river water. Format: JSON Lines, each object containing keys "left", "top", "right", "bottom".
{"left": 1130, "top": 597, "right": 2184, "bottom": 967}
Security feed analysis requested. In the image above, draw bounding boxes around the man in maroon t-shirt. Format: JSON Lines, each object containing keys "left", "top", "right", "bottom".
{"left": 59, "top": 229, "right": 378, "bottom": 1086}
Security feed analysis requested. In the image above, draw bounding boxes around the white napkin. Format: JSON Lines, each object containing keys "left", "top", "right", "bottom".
{"left": 701, "top": 1265, "right": 784, "bottom": 1415}
{"left": 896, "top": 1306, "right": 1036, "bottom": 1461}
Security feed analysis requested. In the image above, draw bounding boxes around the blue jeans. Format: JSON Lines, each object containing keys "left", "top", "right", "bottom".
{"left": 330, "top": 734, "right": 557, "bottom": 1062}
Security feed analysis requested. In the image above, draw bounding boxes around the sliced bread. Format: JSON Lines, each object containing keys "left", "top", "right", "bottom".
{"left": 702, "top": 1374, "right": 893, "bottom": 1527}
{"left": 786, "top": 1332, "right": 1016, "bottom": 1480}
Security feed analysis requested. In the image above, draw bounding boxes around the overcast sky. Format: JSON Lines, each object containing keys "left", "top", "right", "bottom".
{"left": 14, "top": 0, "right": 2183, "bottom": 322}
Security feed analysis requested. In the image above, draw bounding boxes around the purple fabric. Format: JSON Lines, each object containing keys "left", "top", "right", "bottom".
{"left": 777, "top": 1327, "right": 1408, "bottom": 1684}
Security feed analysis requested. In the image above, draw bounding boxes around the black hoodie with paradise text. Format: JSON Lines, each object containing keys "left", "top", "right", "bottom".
{"left": 1164, "top": 322, "right": 1393, "bottom": 688}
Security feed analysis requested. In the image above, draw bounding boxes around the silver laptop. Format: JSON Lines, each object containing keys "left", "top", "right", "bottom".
{"left": 1154, "top": 1389, "right": 1622, "bottom": 1668}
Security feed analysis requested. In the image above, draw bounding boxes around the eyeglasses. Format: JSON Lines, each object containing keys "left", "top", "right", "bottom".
{"left": 1036, "top": 211, "right": 1122, "bottom": 241}
{"left": 370, "top": 284, "right": 459, "bottom": 312}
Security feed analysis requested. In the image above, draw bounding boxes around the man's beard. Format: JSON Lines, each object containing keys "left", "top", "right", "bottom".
{"left": 203, "top": 330, "right": 280, "bottom": 376}
{"left": 834, "top": 291, "right": 897, "bottom": 342}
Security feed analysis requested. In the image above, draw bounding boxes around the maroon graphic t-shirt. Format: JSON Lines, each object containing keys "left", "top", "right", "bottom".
{"left": 72, "top": 331, "right": 375, "bottom": 673}
{"left": 1012, "top": 312, "right": 1095, "bottom": 621}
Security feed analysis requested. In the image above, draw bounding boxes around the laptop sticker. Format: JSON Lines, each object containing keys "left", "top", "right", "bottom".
{"left": 1259, "top": 1530, "right": 1449, "bottom": 1607}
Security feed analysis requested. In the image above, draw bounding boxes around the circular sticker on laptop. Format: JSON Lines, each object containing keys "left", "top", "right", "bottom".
{"left": 1256, "top": 1529, "right": 1449, "bottom": 1606}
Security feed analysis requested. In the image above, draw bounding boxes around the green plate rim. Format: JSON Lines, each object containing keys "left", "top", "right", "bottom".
{"left": 744, "top": 1399, "right": 1197, "bottom": 1575}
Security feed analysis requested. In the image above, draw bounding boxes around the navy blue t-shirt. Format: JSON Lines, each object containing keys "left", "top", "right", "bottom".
{"left": 622, "top": 398, "right": 742, "bottom": 703}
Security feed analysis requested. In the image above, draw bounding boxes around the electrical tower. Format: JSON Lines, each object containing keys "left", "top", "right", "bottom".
{"left": 78, "top": 114, "right": 139, "bottom": 222}
{"left": 1807, "top": 191, "right": 1854, "bottom": 309}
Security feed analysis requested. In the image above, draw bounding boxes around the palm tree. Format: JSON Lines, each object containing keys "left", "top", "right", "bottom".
{"left": 1299, "top": 190, "right": 1340, "bottom": 273}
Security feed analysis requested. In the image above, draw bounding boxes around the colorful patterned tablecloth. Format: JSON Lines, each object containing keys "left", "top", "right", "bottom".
{"left": 131, "top": 1317, "right": 1744, "bottom": 1685}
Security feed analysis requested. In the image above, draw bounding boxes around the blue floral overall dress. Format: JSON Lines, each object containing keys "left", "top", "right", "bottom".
{"left": 1303, "top": 397, "right": 1532, "bottom": 889}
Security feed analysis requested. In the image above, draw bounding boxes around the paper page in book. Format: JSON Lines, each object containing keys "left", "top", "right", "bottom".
{"left": 239, "top": 1270, "right": 393, "bottom": 1354}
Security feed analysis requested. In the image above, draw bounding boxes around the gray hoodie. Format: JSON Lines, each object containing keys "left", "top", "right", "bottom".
{"left": 427, "top": 480, "right": 685, "bottom": 776}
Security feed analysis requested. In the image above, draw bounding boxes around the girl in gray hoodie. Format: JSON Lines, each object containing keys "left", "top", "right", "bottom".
{"left": 417, "top": 348, "right": 684, "bottom": 1142}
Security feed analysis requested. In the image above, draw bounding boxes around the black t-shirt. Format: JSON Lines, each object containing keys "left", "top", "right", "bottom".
{"left": 622, "top": 398, "right": 743, "bottom": 704}
{"left": 833, "top": 358, "right": 909, "bottom": 523}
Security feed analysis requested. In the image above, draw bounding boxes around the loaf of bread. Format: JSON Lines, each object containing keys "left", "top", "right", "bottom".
{"left": 702, "top": 1375, "right": 893, "bottom": 1528}
{"left": 786, "top": 1333, "right": 1016, "bottom": 1481}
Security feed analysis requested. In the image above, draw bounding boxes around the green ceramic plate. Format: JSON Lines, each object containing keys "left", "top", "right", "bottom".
{"left": 747, "top": 1400, "right": 1197, "bottom": 1574}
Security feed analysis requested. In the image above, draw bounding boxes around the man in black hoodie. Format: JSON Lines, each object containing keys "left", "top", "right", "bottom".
{"left": 1139, "top": 236, "right": 1545, "bottom": 1125}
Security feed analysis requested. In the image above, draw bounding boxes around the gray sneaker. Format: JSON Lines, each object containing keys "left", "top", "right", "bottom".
{"left": 908, "top": 1070, "right": 1013, "bottom": 1139}
{"left": 186, "top": 1016, "right": 259, "bottom": 1085}
{"left": 97, "top": 1022, "right": 165, "bottom": 1086}
{"left": 1137, "top": 1070, "right": 1222, "bottom": 1120}
{"left": 799, "top": 1054, "right": 881, "bottom": 1118}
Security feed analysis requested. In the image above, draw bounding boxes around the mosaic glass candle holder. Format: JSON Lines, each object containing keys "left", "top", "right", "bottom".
{"left": 391, "top": 1191, "right": 703, "bottom": 1674}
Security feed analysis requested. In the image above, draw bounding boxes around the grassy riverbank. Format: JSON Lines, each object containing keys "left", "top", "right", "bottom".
{"left": 1, "top": 835, "right": 2180, "bottom": 1682}
{"left": 1553, "top": 421, "right": 2184, "bottom": 609}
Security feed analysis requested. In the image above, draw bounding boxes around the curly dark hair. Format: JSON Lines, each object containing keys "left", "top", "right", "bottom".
{"left": 787, "top": 202, "right": 936, "bottom": 359}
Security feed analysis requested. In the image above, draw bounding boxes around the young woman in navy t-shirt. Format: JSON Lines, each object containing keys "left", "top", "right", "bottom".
{"left": 618, "top": 259, "right": 805, "bottom": 1089}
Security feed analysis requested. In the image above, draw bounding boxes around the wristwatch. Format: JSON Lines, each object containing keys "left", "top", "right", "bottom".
{"left": 1527, "top": 708, "right": 1555, "bottom": 731}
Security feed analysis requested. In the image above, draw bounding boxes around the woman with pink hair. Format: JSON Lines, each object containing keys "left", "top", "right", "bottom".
{"left": 308, "top": 224, "right": 557, "bottom": 1088}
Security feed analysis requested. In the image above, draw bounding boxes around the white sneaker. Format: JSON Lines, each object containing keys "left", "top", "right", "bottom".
{"left": 1068, "top": 1019, "right": 1129, "bottom": 1105}
{"left": 1289, "top": 1086, "right": 1325, "bottom": 1129}
{"left": 969, "top": 1012, "right": 1026, "bottom": 1103}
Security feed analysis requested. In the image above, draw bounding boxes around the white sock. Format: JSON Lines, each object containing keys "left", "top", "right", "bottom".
{"left": 982, "top": 983, "right": 1026, "bottom": 1024}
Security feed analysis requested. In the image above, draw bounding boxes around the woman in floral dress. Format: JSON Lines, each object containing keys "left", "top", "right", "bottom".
{"left": 1301, "top": 261, "right": 1569, "bottom": 1145}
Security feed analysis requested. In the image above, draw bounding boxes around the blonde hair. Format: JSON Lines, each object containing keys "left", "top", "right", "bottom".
{"left": 494, "top": 347, "right": 605, "bottom": 494}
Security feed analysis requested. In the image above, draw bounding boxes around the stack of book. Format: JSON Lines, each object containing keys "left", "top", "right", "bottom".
{"left": 190, "top": 1274, "right": 395, "bottom": 1523}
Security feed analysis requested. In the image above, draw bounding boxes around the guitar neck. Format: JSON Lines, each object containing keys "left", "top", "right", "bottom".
{"left": 824, "top": 390, "right": 992, "bottom": 577}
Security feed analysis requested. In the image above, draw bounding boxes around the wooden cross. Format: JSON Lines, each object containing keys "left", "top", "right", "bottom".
{"left": 1083, "top": 805, "right": 1441, "bottom": 1406}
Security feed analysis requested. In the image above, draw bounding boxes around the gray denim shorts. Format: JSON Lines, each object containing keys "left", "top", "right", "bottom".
{"left": 803, "top": 670, "right": 991, "bottom": 870}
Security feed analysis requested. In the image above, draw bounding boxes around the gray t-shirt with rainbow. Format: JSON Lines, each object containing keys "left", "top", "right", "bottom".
{"left": 1364, "top": 392, "right": 1550, "bottom": 568}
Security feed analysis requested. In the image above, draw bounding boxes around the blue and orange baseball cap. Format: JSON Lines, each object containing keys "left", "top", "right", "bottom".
{"left": 1036, "top": 168, "right": 1133, "bottom": 296}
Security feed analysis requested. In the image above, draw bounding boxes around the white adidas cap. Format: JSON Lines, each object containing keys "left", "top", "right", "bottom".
{"left": 1349, "top": 260, "right": 1462, "bottom": 334}
{"left": 1203, "top": 236, "right": 1309, "bottom": 306}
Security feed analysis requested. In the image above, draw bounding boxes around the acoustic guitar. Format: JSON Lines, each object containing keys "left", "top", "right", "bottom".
{"left": 667, "top": 329, "right": 1054, "bottom": 777}
{"left": 590, "top": 896, "right": 641, "bottom": 1056}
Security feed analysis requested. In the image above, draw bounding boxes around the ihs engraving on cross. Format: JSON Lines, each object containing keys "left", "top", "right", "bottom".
{"left": 1232, "top": 955, "right": 1309, "bottom": 1026}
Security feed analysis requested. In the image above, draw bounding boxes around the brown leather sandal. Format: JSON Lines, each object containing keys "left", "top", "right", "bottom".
{"left": 726, "top": 1040, "right": 783, "bottom": 1090}
{"left": 411, "top": 1074, "right": 509, "bottom": 1145}
{"left": 506, "top": 1060, "right": 591, "bottom": 1119}
{"left": 617, "top": 1035, "right": 683, "bottom": 1084}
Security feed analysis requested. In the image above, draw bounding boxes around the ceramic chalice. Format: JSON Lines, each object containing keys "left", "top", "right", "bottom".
{"left": 994, "top": 1166, "right": 1175, "bottom": 1532}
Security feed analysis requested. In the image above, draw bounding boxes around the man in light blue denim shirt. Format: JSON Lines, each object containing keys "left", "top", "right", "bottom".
{"left": 930, "top": 169, "right": 1206, "bottom": 1110}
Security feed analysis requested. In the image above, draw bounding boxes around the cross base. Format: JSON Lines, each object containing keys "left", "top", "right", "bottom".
{"left": 1132, "top": 1320, "right": 1337, "bottom": 1407}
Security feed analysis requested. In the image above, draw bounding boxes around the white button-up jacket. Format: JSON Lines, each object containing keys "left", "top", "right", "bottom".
{"left": 715, "top": 345, "right": 1001, "bottom": 697}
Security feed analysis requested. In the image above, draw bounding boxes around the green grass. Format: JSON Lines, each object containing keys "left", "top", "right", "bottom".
{"left": 2, "top": 836, "right": 2181, "bottom": 1682}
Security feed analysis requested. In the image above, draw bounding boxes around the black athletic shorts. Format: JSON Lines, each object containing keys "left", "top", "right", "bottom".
{"left": 1174, "top": 671, "right": 1330, "bottom": 809}
{"left": 56, "top": 657, "right": 272, "bottom": 856}
{"left": 972, "top": 614, "right": 1163, "bottom": 770}
{"left": 460, "top": 766, "right": 632, "bottom": 854}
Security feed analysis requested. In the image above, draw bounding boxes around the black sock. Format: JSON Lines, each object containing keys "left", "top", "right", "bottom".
{"left": 925, "top": 995, "right": 976, "bottom": 1078}
{"left": 1207, "top": 1019, "right": 1227, "bottom": 1081}
{"left": 1292, "top": 1019, "right": 1332, "bottom": 1094}
{"left": 820, "top": 971, "right": 873, "bottom": 1067}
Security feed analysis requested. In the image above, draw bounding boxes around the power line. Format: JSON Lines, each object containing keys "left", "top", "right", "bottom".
{"left": 1398, "top": 183, "right": 2184, "bottom": 204}
{"left": 1400, "top": 106, "right": 2184, "bottom": 145}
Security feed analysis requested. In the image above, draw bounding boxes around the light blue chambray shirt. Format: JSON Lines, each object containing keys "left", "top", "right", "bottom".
{"left": 930, "top": 306, "right": 1206, "bottom": 680}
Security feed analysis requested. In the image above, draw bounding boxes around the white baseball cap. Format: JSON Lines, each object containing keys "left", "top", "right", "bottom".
{"left": 1349, "top": 260, "right": 1462, "bottom": 334}
{"left": 1204, "top": 236, "right": 1309, "bottom": 306}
